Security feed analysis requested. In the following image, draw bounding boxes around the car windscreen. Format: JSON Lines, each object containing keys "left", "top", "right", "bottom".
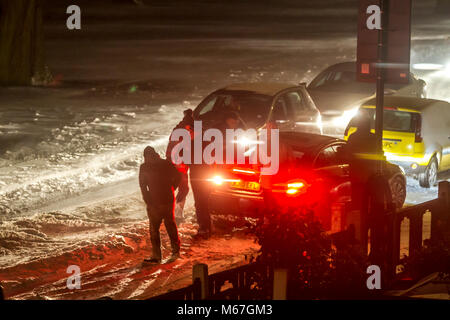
{"left": 352, "top": 108, "right": 418, "bottom": 133}
{"left": 309, "top": 70, "right": 376, "bottom": 93}
{"left": 309, "top": 70, "right": 409, "bottom": 94}
{"left": 196, "top": 91, "right": 272, "bottom": 126}
{"left": 279, "top": 135, "right": 322, "bottom": 166}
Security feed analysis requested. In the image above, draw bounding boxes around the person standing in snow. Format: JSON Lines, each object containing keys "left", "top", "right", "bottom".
{"left": 344, "top": 113, "right": 379, "bottom": 212}
{"left": 344, "top": 114, "right": 393, "bottom": 255}
{"left": 139, "top": 146, "right": 181, "bottom": 263}
{"left": 166, "top": 108, "right": 195, "bottom": 223}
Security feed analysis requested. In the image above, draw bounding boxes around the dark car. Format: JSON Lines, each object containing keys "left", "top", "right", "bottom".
{"left": 194, "top": 82, "right": 322, "bottom": 134}
{"left": 206, "top": 132, "right": 406, "bottom": 232}
{"left": 307, "top": 62, "right": 427, "bottom": 136}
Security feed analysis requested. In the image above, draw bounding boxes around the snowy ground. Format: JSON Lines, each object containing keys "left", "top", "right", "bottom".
{"left": 0, "top": 0, "right": 449, "bottom": 299}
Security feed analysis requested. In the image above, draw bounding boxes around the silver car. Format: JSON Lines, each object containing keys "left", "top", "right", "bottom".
{"left": 307, "top": 62, "right": 427, "bottom": 136}
{"left": 194, "top": 82, "right": 322, "bottom": 134}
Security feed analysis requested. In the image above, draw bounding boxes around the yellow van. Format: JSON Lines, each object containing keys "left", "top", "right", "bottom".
{"left": 344, "top": 96, "right": 450, "bottom": 188}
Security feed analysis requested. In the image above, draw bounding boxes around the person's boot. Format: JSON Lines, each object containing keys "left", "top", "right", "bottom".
{"left": 165, "top": 252, "right": 180, "bottom": 263}
{"left": 143, "top": 256, "right": 161, "bottom": 264}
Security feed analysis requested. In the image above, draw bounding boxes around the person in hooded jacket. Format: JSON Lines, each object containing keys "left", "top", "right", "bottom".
{"left": 139, "top": 146, "right": 181, "bottom": 263}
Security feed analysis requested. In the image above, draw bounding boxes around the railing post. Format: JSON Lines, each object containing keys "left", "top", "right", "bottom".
{"left": 346, "top": 209, "right": 368, "bottom": 256}
{"left": 432, "top": 181, "right": 450, "bottom": 241}
{"left": 438, "top": 181, "right": 449, "bottom": 208}
{"left": 192, "top": 263, "right": 209, "bottom": 300}
{"left": 386, "top": 213, "right": 399, "bottom": 282}
{"left": 272, "top": 268, "right": 288, "bottom": 300}
{"left": 409, "top": 213, "right": 423, "bottom": 257}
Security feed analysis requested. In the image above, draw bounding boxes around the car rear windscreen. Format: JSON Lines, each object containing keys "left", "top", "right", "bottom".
{"left": 197, "top": 91, "right": 272, "bottom": 126}
{"left": 351, "top": 108, "right": 419, "bottom": 133}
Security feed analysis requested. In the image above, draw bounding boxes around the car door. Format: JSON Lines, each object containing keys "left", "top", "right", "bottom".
{"left": 270, "top": 93, "right": 293, "bottom": 131}
{"left": 313, "top": 145, "right": 349, "bottom": 189}
{"left": 310, "top": 144, "right": 351, "bottom": 229}
{"left": 288, "top": 88, "right": 321, "bottom": 134}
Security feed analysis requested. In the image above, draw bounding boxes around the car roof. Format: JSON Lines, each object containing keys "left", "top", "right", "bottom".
{"left": 323, "top": 61, "right": 416, "bottom": 76}
{"left": 280, "top": 132, "right": 343, "bottom": 153}
{"left": 323, "top": 62, "right": 356, "bottom": 72}
{"left": 361, "top": 96, "right": 448, "bottom": 111}
{"left": 218, "top": 82, "right": 300, "bottom": 96}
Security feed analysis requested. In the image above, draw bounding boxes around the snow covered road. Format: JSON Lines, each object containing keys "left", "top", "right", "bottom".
{"left": 1, "top": 0, "right": 449, "bottom": 299}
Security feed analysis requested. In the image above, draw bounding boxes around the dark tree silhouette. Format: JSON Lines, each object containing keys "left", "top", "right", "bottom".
{"left": 0, "top": 0, "right": 47, "bottom": 86}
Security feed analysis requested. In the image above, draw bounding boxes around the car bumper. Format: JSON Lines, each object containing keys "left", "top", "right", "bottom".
{"left": 209, "top": 190, "right": 264, "bottom": 216}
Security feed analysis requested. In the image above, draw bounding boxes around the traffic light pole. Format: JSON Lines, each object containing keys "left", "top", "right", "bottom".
{"left": 375, "top": 0, "right": 389, "bottom": 171}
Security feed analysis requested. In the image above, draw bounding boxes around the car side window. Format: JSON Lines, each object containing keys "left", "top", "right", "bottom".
{"left": 311, "top": 71, "right": 331, "bottom": 88}
{"left": 198, "top": 95, "right": 218, "bottom": 116}
{"left": 314, "top": 146, "right": 338, "bottom": 168}
{"left": 334, "top": 144, "right": 348, "bottom": 165}
{"left": 285, "top": 91, "right": 305, "bottom": 114}
{"left": 272, "top": 96, "right": 289, "bottom": 121}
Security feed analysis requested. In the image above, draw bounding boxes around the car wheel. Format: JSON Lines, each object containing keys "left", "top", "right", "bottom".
{"left": 390, "top": 175, "right": 406, "bottom": 209}
{"left": 419, "top": 157, "right": 438, "bottom": 188}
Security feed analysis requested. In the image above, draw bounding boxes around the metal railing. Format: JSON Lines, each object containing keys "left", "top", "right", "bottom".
{"left": 149, "top": 263, "right": 276, "bottom": 300}
{"left": 370, "top": 181, "right": 449, "bottom": 282}
{"left": 150, "top": 181, "right": 449, "bottom": 300}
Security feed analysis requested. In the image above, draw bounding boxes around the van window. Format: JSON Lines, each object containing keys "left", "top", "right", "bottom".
{"left": 384, "top": 111, "right": 414, "bottom": 132}
{"left": 354, "top": 108, "right": 419, "bottom": 133}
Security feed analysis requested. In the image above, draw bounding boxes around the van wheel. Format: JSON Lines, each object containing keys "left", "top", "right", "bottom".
{"left": 419, "top": 157, "right": 438, "bottom": 188}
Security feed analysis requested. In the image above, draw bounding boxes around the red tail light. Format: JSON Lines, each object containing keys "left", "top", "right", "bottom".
{"left": 285, "top": 180, "right": 308, "bottom": 195}
{"left": 414, "top": 114, "right": 423, "bottom": 143}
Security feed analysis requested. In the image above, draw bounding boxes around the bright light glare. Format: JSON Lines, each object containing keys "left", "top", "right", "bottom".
{"left": 208, "top": 176, "right": 241, "bottom": 185}
{"left": 233, "top": 136, "right": 263, "bottom": 147}
{"left": 286, "top": 181, "right": 306, "bottom": 195}
{"left": 332, "top": 108, "right": 359, "bottom": 127}
{"left": 232, "top": 168, "right": 256, "bottom": 175}
{"left": 287, "top": 182, "right": 305, "bottom": 189}
{"left": 316, "top": 114, "right": 323, "bottom": 134}
{"left": 211, "top": 176, "right": 224, "bottom": 185}
{"left": 412, "top": 63, "right": 444, "bottom": 71}
{"left": 286, "top": 188, "right": 299, "bottom": 195}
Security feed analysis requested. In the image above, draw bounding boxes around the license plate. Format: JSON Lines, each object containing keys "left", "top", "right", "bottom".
{"left": 230, "top": 180, "right": 260, "bottom": 191}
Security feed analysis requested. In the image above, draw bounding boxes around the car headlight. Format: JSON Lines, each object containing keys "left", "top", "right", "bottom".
{"left": 332, "top": 107, "right": 359, "bottom": 127}
{"left": 412, "top": 63, "right": 444, "bottom": 71}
